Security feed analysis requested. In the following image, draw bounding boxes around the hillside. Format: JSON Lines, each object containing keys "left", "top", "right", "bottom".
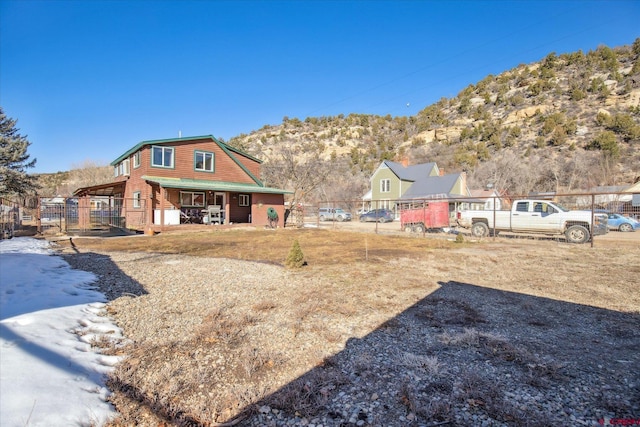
{"left": 228, "top": 39, "right": 640, "bottom": 202}
{"left": 35, "top": 40, "right": 640, "bottom": 201}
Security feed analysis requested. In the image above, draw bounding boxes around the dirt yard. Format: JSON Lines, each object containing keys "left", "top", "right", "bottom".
{"left": 55, "top": 227, "right": 640, "bottom": 426}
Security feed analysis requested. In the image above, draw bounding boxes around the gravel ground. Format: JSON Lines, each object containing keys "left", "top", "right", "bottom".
{"left": 58, "top": 241, "right": 640, "bottom": 427}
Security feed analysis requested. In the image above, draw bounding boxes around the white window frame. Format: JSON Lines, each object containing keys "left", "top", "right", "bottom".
{"left": 133, "top": 151, "right": 141, "bottom": 168}
{"left": 239, "top": 194, "right": 250, "bottom": 206}
{"left": 380, "top": 179, "right": 390, "bottom": 193}
{"left": 133, "top": 191, "right": 141, "bottom": 208}
{"left": 151, "top": 146, "right": 175, "bottom": 168}
{"left": 120, "top": 159, "right": 130, "bottom": 176}
{"left": 194, "top": 150, "right": 214, "bottom": 172}
{"left": 180, "top": 191, "right": 205, "bottom": 207}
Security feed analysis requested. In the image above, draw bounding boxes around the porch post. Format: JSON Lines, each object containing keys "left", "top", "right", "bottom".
{"left": 147, "top": 186, "right": 154, "bottom": 229}
{"left": 160, "top": 186, "right": 166, "bottom": 230}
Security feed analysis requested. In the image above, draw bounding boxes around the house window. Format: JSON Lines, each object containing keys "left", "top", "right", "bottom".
{"left": 133, "top": 191, "right": 141, "bottom": 208}
{"left": 152, "top": 146, "right": 174, "bottom": 168}
{"left": 120, "top": 159, "right": 130, "bottom": 176}
{"left": 114, "top": 166, "right": 119, "bottom": 177}
{"left": 380, "top": 179, "right": 390, "bottom": 193}
{"left": 180, "top": 191, "right": 205, "bottom": 207}
{"left": 194, "top": 151, "right": 214, "bottom": 172}
{"left": 239, "top": 194, "right": 250, "bottom": 206}
{"left": 133, "top": 152, "right": 141, "bottom": 168}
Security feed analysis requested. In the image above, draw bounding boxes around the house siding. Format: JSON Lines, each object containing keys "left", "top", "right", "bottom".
{"left": 251, "top": 193, "right": 285, "bottom": 227}
{"left": 371, "top": 168, "right": 401, "bottom": 203}
{"left": 141, "top": 139, "right": 259, "bottom": 184}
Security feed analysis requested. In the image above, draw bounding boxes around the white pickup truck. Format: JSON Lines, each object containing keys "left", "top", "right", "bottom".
{"left": 456, "top": 199, "right": 608, "bottom": 244}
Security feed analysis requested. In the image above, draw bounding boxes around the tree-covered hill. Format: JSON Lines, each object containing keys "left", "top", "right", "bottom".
{"left": 228, "top": 38, "right": 640, "bottom": 203}
{"left": 35, "top": 39, "right": 640, "bottom": 201}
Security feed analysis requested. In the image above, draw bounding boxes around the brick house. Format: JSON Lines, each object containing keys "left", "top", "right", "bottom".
{"left": 73, "top": 135, "right": 290, "bottom": 231}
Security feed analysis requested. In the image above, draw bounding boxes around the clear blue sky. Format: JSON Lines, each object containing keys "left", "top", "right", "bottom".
{"left": 1, "top": 0, "right": 638, "bottom": 173}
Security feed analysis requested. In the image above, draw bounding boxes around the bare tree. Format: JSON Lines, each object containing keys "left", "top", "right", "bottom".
{"left": 261, "top": 142, "right": 332, "bottom": 223}
{"left": 68, "top": 160, "right": 113, "bottom": 189}
{"left": 317, "top": 159, "right": 369, "bottom": 209}
{"left": 42, "top": 160, "right": 113, "bottom": 196}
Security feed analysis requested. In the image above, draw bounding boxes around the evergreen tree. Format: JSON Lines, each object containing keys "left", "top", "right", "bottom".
{"left": 0, "top": 108, "right": 38, "bottom": 196}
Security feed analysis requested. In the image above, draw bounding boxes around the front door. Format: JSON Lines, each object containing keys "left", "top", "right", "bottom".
{"left": 214, "top": 192, "right": 225, "bottom": 222}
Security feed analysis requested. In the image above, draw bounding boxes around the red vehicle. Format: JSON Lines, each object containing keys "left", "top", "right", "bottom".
{"left": 399, "top": 201, "right": 450, "bottom": 233}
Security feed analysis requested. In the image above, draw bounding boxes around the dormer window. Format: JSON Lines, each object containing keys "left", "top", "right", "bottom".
{"left": 114, "top": 159, "right": 130, "bottom": 176}
{"left": 121, "top": 159, "right": 130, "bottom": 176}
{"left": 133, "top": 151, "right": 141, "bottom": 168}
{"left": 194, "top": 151, "right": 214, "bottom": 172}
{"left": 151, "top": 146, "right": 174, "bottom": 168}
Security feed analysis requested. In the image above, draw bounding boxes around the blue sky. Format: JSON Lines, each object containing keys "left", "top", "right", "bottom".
{"left": 1, "top": 0, "right": 639, "bottom": 174}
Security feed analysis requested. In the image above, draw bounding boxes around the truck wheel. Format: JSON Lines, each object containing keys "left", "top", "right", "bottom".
{"left": 319, "top": 215, "right": 326, "bottom": 221}
{"left": 471, "top": 222, "right": 489, "bottom": 237}
{"left": 565, "top": 225, "right": 590, "bottom": 244}
{"left": 337, "top": 215, "right": 345, "bottom": 222}
{"left": 414, "top": 224, "right": 425, "bottom": 233}
{"left": 619, "top": 223, "right": 632, "bottom": 232}
{"left": 404, "top": 225, "right": 413, "bottom": 233}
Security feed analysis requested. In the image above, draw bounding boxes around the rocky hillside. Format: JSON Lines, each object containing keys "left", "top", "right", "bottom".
{"left": 228, "top": 39, "right": 640, "bottom": 202}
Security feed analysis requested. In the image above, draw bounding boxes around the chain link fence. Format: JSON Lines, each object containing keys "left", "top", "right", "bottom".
{"left": 286, "top": 191, "right": 640, "bottom": 244}
{"left": 0, "top": 197, "right": 147, "bottom": 238}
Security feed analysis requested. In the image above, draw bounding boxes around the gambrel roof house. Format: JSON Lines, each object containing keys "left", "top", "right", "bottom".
{"left": 74, "top": 135, "right": 290, "bottom": 231}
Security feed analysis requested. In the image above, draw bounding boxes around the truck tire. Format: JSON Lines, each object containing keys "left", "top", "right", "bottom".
{"left": 337, "top": 215, "right": 345, "bottom": 222}
{"left": 471, "top": 222, "right": 489, "bottom": 237}
{"left": 404, "top": 225, "right": 413, "bottom": 233}
{"left": 319, "top": 215, "right": 326, "bottom": 221}
{"left": 413, "top": 224, "right": 425, "bottom": 233}
{"left": 565, "top": 225, "right": 590, "bottom": 244}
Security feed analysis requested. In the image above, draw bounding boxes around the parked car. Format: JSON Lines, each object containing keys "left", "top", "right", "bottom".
{"left": 318, "top": 208, "right": 352, "bottom": 222}
{"left": 359, "top": 208, "right": 395, "bottom": 223}
{"left": 606, "top": 213, "right": 639, "bottom": 232}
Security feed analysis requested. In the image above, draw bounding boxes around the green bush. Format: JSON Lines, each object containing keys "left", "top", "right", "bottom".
{"left": 285, "top": 239, "right": 306, "bottom": 269}
{"left": 587, "top": 131, "right": 620, "bottom": 158}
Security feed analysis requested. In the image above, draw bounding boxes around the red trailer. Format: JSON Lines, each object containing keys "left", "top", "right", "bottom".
{"left": 399, "top": 201, "right": 450, "bottom": 233}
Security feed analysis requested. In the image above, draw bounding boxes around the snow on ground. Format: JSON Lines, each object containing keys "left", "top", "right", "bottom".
{"left": 0, "top": 237, "right": 124, "bottom": 427}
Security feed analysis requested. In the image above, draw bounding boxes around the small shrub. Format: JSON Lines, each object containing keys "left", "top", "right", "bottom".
{"left": 285, "top": 239, "right": 306, "bottom": 268}
{"left": 455, "top": 233, "right": 464, "bottom": 244}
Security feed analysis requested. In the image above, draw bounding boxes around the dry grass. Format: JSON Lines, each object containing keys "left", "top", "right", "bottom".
{"left": 56, "top": 227, "right": 640, "bottom": 426}
{"left": 60, "top": 228, "right": 452, "bottom": 267}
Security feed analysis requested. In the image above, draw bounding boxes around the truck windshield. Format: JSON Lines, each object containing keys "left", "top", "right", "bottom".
{"left": 552, "top": 203, "right": 569, "bottom": 212}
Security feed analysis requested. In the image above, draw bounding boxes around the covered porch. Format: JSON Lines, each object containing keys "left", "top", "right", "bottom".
{"left": 142, "top": 176, "right": 288, "bottom": 231}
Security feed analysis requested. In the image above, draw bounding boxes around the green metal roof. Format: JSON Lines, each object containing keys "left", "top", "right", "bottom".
{"left": 142, "top": 176, "right": 292, "bottom": 195}
{"left": 111, "top": 135, "right": 262, "bottom": 165}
